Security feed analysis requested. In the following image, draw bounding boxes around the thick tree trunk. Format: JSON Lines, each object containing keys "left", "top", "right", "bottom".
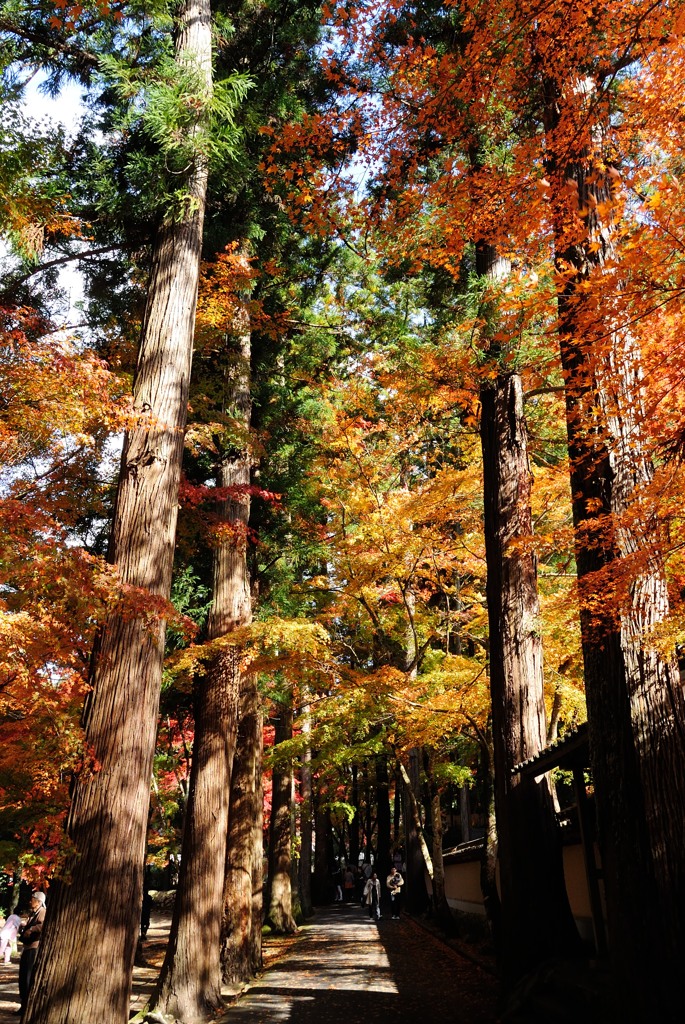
{"left": 265, "top": 695, "right": 298, "bottom": 933}
{"left": 221, "top": 674, "right": 262, "bottom": 986}
{"left": 544, "top": 80, "right": 685, "bottom": 1020}
{"left": 153, "top": 321, "right": 252, "bottom": 1020}
{"left": 25, "top": 5, "right": 211, "bottom": 1023}
{"left": 480, "top": 344, "right": 582, "bottom": 976}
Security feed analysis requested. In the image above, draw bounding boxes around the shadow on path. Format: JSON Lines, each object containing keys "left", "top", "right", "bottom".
{"left": 224, "top": 903, "right": 497, "bottom": 1024}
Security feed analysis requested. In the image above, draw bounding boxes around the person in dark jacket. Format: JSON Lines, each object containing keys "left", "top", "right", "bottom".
{"left": 17, "top": 892, "right": 46, "bottom": 1016}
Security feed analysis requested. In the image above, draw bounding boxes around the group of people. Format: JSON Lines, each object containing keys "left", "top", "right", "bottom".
{"left": 362, "top": 867, "right": 404, "bottom": 921}
{"left": 0, "top": 890, "right": 47, "bottom": 1017}
{"left": 331, "top": 858, "right": 405, "bottom": 921}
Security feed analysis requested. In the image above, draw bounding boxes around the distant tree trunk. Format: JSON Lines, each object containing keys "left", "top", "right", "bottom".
{"left": 249, "top": 705, "right": 264, "bottom": 976}
{"left": 313, "top": 799, "right": 331, "bottom": 903}
{"left": 220, "top": 674, "right": 261, "bottom": 986}
{"left": 25, "top": 5, "right": 211, "bottom": 1023}
{"left": 399, "top": 757, "right": 431, "bottom": 913}
{"left": 153, "top": 294, "right": 252, "bottom": 1021}
{"left": 393, "top": 771, "right": 402, "bottom": 844}
{"left": 544, "top": 77, "right": 685, "bottom": 1020}
{"left": 423, "top": 750, "right": 454, "bottom": 932}
{"left": 477, "top": 725, "right": 502, "bottom": 951}
{"left": 299, "top": 701, "right": 314, "bottom": 918}
{"left": 265, "top": 694, "right": 298, "bottom": 933}
{"left": 349, "top": 765, "right": 360, "bottom": 868}
{"left": 375, "top": 753, "right": 392, "bottom": 880}
{"left": 459, "top": 785, "right": 470, "bottom": 844}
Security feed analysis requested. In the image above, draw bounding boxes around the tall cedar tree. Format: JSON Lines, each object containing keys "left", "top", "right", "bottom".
{"left": 151, "top": 312, "right": 252, "bottom": 1019}
{"left": 265, "top": 687, "right": 298, "bottom": 933}
{"left": 477, "top": 228, "right": 582, "bottom": 975}
{"left": 24, "top": 2, "right": 213, "bottom": 1021}
{"left": 542, "top": 71, "right": 685, "bottom": 1019}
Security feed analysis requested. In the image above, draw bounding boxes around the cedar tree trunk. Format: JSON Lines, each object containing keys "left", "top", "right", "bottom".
{"left": 544, "top": 78, "right": 685, "bottom": 1020}
{"left": 25, "top": 4, "right": 211, "bottom": 1022}
{"left": 221, "top": 673, "right": 263, "bottom": 985}
{"left": 265, "top": 695, "right": 298, "bottom": 932}
{"left": 152, "top": 320, "right": 251, "bottom": 1020}
{"left": 480, "top": 348, "right": 582, "bottom": 976}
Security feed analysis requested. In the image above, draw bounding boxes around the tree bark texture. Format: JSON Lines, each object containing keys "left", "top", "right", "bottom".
{"left": 25, "top": 5, "right": 211, "bottom": 1023}
{"left": 544, "top": 79, "right": 685, "bottom": 1019}
{"left": 265, "top": 696, "right": 298, "bottom": 933}
{"left": 481, "top": 366, "right": 582, "bottom": 977}
{"left": 152, "top": 317, "right": 252, "bottom": 1019}
{"left": 221, "top": 673, "right": 263, "bottom": 985}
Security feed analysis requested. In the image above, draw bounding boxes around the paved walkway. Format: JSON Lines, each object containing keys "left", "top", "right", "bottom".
{"left": 226, "top": 903, "right": 497, "bottom": 1024}
{"left": 0, "top": 957, "right": 20, "bottom": 1021}
{"left": 0, "top": 906, "right": 497, "bottom": 1023}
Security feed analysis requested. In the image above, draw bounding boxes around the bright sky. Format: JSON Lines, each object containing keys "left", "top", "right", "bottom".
{"left": 19, "top": 77, "right": 87, "bottom": 320}
{"left": 24, "top": 76, "right": 85, "bottom": 133}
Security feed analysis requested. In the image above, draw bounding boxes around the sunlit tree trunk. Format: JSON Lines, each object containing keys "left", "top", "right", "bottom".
{"left": 544, "top": 77, "right": 685, "bottom": 1020}
{"left": 152, "top": 316, "right": 251, "bottom": 1020}
{"left": 25, "top": 4, "right": 211, "bottom": 1022}
{"left": 265, "top": 691, "right": 298, "bottom": 933}
{"left": 481, "top": 361, "right": 582, "bottom": 976}
{"left": 221, "top": 673, "right": 262, "bottom": 986}
{"left": 479, "top": 236, "right": 582, "bottom": 979}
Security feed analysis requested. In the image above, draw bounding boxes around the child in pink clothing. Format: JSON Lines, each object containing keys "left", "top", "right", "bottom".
{"left": 0, "top": 914, "right": 21, "bottom": 963}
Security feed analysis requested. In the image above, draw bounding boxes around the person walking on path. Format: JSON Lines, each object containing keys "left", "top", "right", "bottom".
{"left": 0, "top": 913, "right": 21, "bottom": 964}
{"left": 386, "top": 868, "right": 404, "bottom": 920}
{"left": 17, "top": 892, "right": 46, "bottom": 1016}
{"left": 343, "top": 867, "right": 355, "bottom": 902}
{"left": 363, "top": 872, "right": 381, "bottom": 920}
